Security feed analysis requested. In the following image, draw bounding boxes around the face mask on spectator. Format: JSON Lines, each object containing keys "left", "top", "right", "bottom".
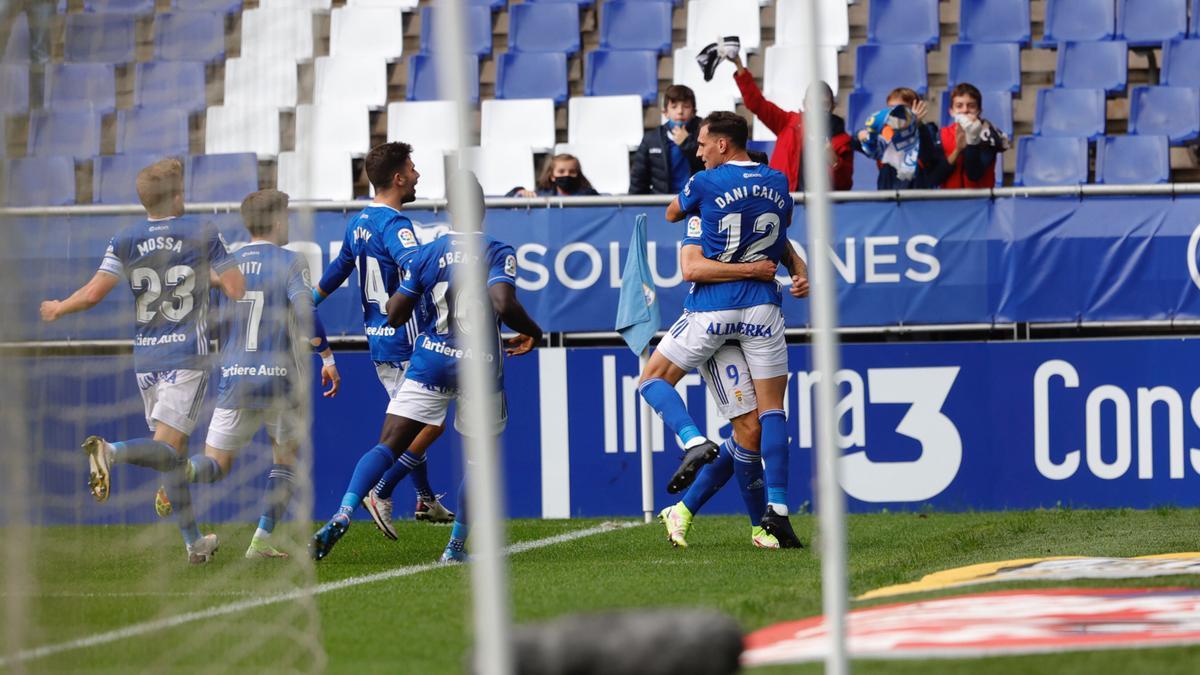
{"left": 667, "top": 119, "right": 686, "bottom": 130}
{"left": 554, "top": 175, "right": 581, "bottom": 194}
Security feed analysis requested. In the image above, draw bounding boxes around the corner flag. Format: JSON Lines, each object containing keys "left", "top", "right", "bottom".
{"left": 615, "top": 214, "right": 661, "bottom": 356}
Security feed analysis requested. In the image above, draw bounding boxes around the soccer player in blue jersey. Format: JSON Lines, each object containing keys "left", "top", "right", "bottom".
{"left": 638, "top": 111, "right": 808, "bottom": 548}
{"left": 311, "top": 142, "right": 454, "bottom": 538}
{"left": 311, "top": 171, "right": 543, "bottom": 563}
{"left": 39, "top": 158, "right": 246, "bottom": 564}
{"left": 181, "top": 190, "right": 341, "bottom": 559}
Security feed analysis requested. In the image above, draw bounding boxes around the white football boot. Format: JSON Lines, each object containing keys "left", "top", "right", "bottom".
{"left": 363, "top": 491, "right": 398, "bottom": 540}
{"left": 188, "top": 533, "right": 220, "bottom": 565}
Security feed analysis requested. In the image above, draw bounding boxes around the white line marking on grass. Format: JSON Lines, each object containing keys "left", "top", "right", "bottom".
{"left": 0, "top": 521, "right": 641, "bottom": 668}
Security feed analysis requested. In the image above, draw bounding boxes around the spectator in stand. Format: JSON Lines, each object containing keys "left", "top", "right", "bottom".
{"left": 728, "top": 52, "right": 853, "bottom": 191}
{"left": 940, "top": 83, "right": 1010, "bottom": 189}
{"left": 629, "top": 85, "right": 704, "bottom": 194}
{"left": 855, "top": 87, "right": 951, "bottom": 190}
{"left": 509, "top": 153, "right": 599, "bottom": 197}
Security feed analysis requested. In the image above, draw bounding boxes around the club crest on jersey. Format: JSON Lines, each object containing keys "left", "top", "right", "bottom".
{"left": 687, "top": 216, "right": 702, "bottom": 238}
{"left": 504, "top": 255, "right": 517, "bottom": 277}
{"left": 399, "top": 228, "right": 418, "bottom": 248}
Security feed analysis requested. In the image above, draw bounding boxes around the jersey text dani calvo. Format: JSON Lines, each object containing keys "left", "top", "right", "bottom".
{"left": 98, "top": 216, "right": 234, "bottom": 372}
{"left": 677, "top": 160, "right": 793, "bottom": 312}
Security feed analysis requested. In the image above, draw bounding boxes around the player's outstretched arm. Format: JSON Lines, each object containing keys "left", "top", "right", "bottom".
{"left": 488, "top": 283, "right": 542, "bottom": 357}
{"left": 680, "top": 245, "right": 777, "bottom": 283}
{"left": 665, "top": 197, "right": 687, "bottom": 223}
{"left": 313, "top": 231, "right": 358, "bottom": 304}
{"left": 40, "top": 271, "right": 120, "bottom": 322}
{"left": 217, "top": 266, "right": 246, "bottom": 300}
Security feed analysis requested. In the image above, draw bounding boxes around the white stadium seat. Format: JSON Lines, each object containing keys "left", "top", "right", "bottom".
{"left": 686, "top": 0, "right": 761, "bottom": 54}
{"left": 567, "top": 95, "right": 644, "bottom": 150}
{"left": 554, "top": 142, "right": 630, "bottom": 196}
{"left": 459, "top": 144, "right": 535, "bottom": 196}
{"left": 257, "top": 0, "right": 331, "bottom": 9}
{"left": 411, "top": 146, "right": 447, "bottom": 200}
{"left": 347, "top": 0, "right": 418, "bottom": 9}
{"left": 764, "top": 45, "right": 840, "bottom": 101}
{"left": 205, "top": 105, "right": 281, "bottom": 157}
{"left": 674, "top": 46, "right": 741, "bottom": 105}
{"left": 277, "top": 149, "right": 353, "bottom": 201}
{"left": 480, "top": 98, "right": 555, "bottom": 153}
{"left": 313, "top": 55, "right": 388, "bottom": 108}
{"left": 239, "top": 9, "right": 314, "bottom": 62}
{"left": 294, "top": 103, "right": 370, "bottom": 157}
{"left": 775, "top": 0, "right": 850, "bottom": 50}
{"left": 223, "top": 57, "right": 298, "bottom": 109}
{"left": 329, "top": 7, "right": 405, "bottom": 60}
{"left": 693, "top": 91, "right": 737, "bottom": 117}
{"left": 386, "top": 100, "right": 462, "bottom": 150}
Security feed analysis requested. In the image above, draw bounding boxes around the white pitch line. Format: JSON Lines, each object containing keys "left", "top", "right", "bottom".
{"left": 0, "top": 520, "right": 642, "bottom": 668}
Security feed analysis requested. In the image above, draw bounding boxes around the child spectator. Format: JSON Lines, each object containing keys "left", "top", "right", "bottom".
{"left": 940, "top": 83, "right": 1010, "bottom": 189}
{"left": 629, "top": 85, "right": 704, "bottom": 194}
{"left": 856, "top": 88, "right": 951, "bottom": 190}
{"left": 509, "top": 153, "right": 599, "bottom": 197}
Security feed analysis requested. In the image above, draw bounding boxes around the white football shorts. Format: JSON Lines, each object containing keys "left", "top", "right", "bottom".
{"left": 136, "top": 369, "right": 208, "bottom": 436}
{"left": 388, "top": 379, "right": 508, "bottom": 438}
{"left": 657, "top": 304, "right": 789, "bottom": 380}
{"left": 697, "top": 343, "right": 759, "bottom": 420}
{"left": 205, "top": 405, "right": 301, "bottom": 452}
{"left": 374, "top": 360, "right": 408, "bottom": 400}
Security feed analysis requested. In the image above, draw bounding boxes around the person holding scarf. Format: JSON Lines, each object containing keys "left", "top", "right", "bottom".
{"left": 855, "top": 87, "right": 952, "bottom": 190}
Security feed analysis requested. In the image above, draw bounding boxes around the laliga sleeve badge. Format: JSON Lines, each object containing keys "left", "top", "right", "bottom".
{"left": 399, "top": 228, "right": 418, "bottom": 248}
{"left": 687, "top": 216, "right": 703, "bottom": 238}
{"left": 504, "top": 254, "right": 517, "bottom": 277}
{"left": 301, "top": 267, "right": 312, "bottom": 287}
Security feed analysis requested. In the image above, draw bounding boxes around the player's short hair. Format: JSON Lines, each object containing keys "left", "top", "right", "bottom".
{"left": 663, "top": 84, "right": 696, "bottom": 110}
{"left": 364, "top": 142, "right": 414, "bottom": 192}
{"left": 886, "top": 87, "right": 921, "bottom": 107}
{"left": 950, "top": 82, "right": 983, "bottom": 109}
{"left": 446, "top": 169, "right": 485, "bottom": 229}
{"left": 700, "top": 111, "right": 749, "bottom": 150}
{"left": 135, "top": 158, "right": 184, "bottom": 213}
{"left": 240, "top": 189, "right": 289, "bottom": 237}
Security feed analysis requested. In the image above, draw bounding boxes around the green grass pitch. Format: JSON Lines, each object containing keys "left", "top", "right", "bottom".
{"left": 6, "top": 509, "right": 1200, "bottom": 673}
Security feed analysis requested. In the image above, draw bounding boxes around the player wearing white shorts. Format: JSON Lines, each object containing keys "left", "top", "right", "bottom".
{"left": 637, "top": 112, "right": 808, "bottom": 548}
{"left": 39, "top": 158, "right": 246, "bottom": 563}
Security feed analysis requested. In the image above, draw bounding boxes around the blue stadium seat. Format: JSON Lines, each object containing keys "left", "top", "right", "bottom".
{"left": 508, "top": 3, "right": 581, "bottom": 55}
{"left": 525, "top": 0, "right": 594, "bottom": 5}
{"left": 135, "top": 61, "right": 207, "bottom": 114}
{"left": 1095, "top": 135, "right": 1170, "bottom": 184}
{"left": 44, "top": 63, "right": 115, "bottom": 114}
{"left": 1040, "top": 0, "right": 1116, "bottom": 46}
{"left": 419, "top": 6, "right": 493, "bottom": 57}
{"left": 468, "top": 0, "right": 507, "bottom": 8}
{"left": 171, "top": 0, "right": 242, "bottom": 13}
{"left": 852, "top": 152, "right": 879, "bottom": 191}
{"left": 2, "top": 14, "right": 30, "bottom": 64}
{"left": 584, "top": 50, "right": 658, "bottom": 104}
{"left": 64, "top": 14, "right": 135, "bottom": 63}
{"left": 1194, "top": 0, "right": 1200, "bottom": 37}
{"left": 599, "top": 1, "right": 673, "bottom": 54}
{"left": 0, "top": 65, "right": 29, "bottom": 114}
{"left": 116, "top": 108, "right": 190, "bottom": 156}
{"left": 496, "top": 51, "right": 568, "bottom": 104}
{"left": 186, "top": 153, "right": 259, "bottom": 202}
{"left": 405, "top": 53, "right": 480, "bottom": 103}
{"left": 93, "top": 154, "right": 158, "bottom": 204}
{"left": 847, "top": 89, "right": 891, "bottom": 131}
{"left": 155, "top": 11, "right": 225, "bottom": 62}
{"left": 1055, "top": 41, "right": 1128, "bottom": 94}
{"left": 5, "top": 157, "right": 75, "bottom": 206}
{"left": 854, "top": 44, "right": 928, "bottom": 96}
{"left": 948, "top": 42, "right": 1021, "bottom": 94}
{"left": 941, "top": 89, "right": 1014, "bottom": 138}
{"left": 1117, "top": 0, "right": 1186, "bottom": 47}
{"left": 1162, "top": 39, "right": 1200, "bottom": 86}
{"left": 1034, "top": 88, "right": 1106, "bottom": 139}
{"left": 74, "top": 0, "right": 155, "bottom": 13}
{"left": 1015, "top": 136, "right": 1088, "bottom": 186}
{"left": 29, "top": 110, "right": 101, "bottom": 158}
{"left": 1128, "top": 86, "right": 1200, "bottom": 144}
{"left": 866, "top": 0, "right": 939, "bottom": 49}
{"left": 959, "top": 0, "right": 1031, "bottom": 44}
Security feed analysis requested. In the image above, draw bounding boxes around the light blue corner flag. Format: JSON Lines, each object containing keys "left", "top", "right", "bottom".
{"left": 615, "top": 213, "right": 660, "bottom": 356}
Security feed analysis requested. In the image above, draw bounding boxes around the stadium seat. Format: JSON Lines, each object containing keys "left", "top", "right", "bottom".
{"left": 1161, "top": 39, "right": 1200, "bottom": 87}
{"left": 599, "top": 1, "right": 673, "bottom": 54}
{"left": 28, "top": 110, "right": 100, "bottom": 158}
{"left": 948, "top": 43, "right": 1021, "bottom": 94}
{"left": 44, "top": 63, "right": 115, "bottom": 114}
{"left": 1034, "top": 88, "right": 1106, "bottom": 139}
{"left": 313, "top": 56, "right": 387, "bottom": 108}
{"left": 205, "top": 105, "right": 281, "bottom": 157}
{"left": 940, "top": 89, "right": 1014, "bottom": 138}
{"left": 509, "top": 3, "right": 581, "bottom": 55}
{"left": 80, "top": 0, "right": 155, "bottom": 14}
{"left": 172, "top": 0, "right": 242, "bottom": 14}
{"left": 1055, "top": 41, "right": 1128, "bottom": 94}
{"left": 495, "top": 52, "right": 568, "bottom": 104}
{"left": 686, "top": 0, "right": 761, "bottom": 54}
{"left": 239, "top": 9, "right": 314, "bottom": 62}
{"left": 763, "top": 45, "right": 840, "bottom": 108}
{"left": 294, "top": 103, "right": 370, "bottom": 157}
{"left": 347, "top": 0, "right": 419, "bottom": 9}
{"left": 386, "top": 100, "right": 462, "bottom": 149}
{"left": 1128, "top": 86, "right": 1200, "bottom": 144}
{"left": 847, "top": 89, "right": 891, "bottom": 131}
{"left": 3, "top": 14, "right": 30, "bottom": 64}
{"left": 258, "top": 0, "right": 330, "bottom": 9}
{"left": 867, "top": 0, "right": 939, "bottom": 49}
{"left": 154, "top": 11, "right": 225, "bottom": 62}
{"left": 410, "top": 146, "right": 446, "bottom": 199}
{"left": 694, "top": 91, "right": 736, "bottom": 117}
{"left": 525, "top": 0, "right": 593, "bottom": 5}
{"left": 1040, "top": 0, "right": 1116, "bottom": 46}
{"left": 1194, "top": 0, "right": 1200, "bottom": 37}
{"left": 93, "top": 154, "right": 158, "bottom": 204}
{"left": 277, "top": 149, "right": 353, "bottom": 201}
{"left": 135, "top": 61, "right": 207, "bottom": 114}
{"left": 117, "top": 108, "right": 190, "bottom": 156}
{"left": 1015, "top": 136, "right": 1088, "bottom": 186}
{"left": 406, "top": 53, "right": 480, "bottom": 103}
{"left": 774, "top": 0, "right": 850, "bottom": 49}
{"left": 1095, "top": 135, "right": 1170, "bottom": 184}
{"left": 329, "top": 7, "right": 404, "bottom": 60}
{"left": 458, "top": 144, "right": 535, "bottom": 196}
{"left": 1117, "top": 0, "right": 1186, "bottom": 46}
{"left": 186, "top": 153, "right": 259, "bottom": 202}
{"left": 851, "top": 151, "right": 878, "bottom": 191}
{"left": 959, "top": 0, "right": 1031, "bottom": 44}
{"left": 481, "top": 99, "right": 555, "bottom": 152}
{"left": 223, "top": 57, "right": 298, "bottom": 109}
{"left": 673, "top": 46, "right": 741, "bottom": 104}
{"left": 553, "top": 142, "right": 630, "bottom": 195}
{"left": 584, "top": 49, "right": 658, "bottom": 105}
{"left": 419, "top": 6, "right": 493, "bottom": 57}
{"left": 64, "top": 14, "right": 135, "bottom": 63}
{"left": 854, "top": 44, "right": 928, "bottom": 96}
{"left": 0, "top": 65, "right": 28, "bottom": 114}
{"left": 567, "top": 95, "right": 645, "bottom": 150}
{"left": 4, "top": 157, "right": 75, "bottom": 206}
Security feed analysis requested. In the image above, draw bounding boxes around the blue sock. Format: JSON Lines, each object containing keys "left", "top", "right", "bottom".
{"left": 110, "top": 438, "right": 179, "bottom": 472}
{"left": 681, "top": 440, "right": 734, "bottom": 514}
{"left": 731, "top": 439, "right": 767, "bottom": 526}
{"left": 338, "top": 445, "right": 396, "bottom": 516}
{"left": 257, "top": 464, "right": 295, "bottom": 534}
{"left": 760, "top": 410, "right": 789, "bottom": 509}
{"left": 638, "top": 378, "right": 703, "bottom": 445}
{"left": 451, "top": 476, "right": 468, "bottom": 539}
{"left": 373, "top": 451, "right": 424, "bottom": 500}
{"left": 188, "top": 455, "right": 223, "bottom": 483}
{"left": 409, "top": 455, "right": 434, "bottom": 501}
{"left": 163, "top": 462, "right": 200, "bottom": 546}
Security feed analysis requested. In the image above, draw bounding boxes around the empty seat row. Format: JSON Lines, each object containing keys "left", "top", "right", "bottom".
{"left": 1015, "top": 135, "right": 1171, "bottom": 186}
{"left": 1033, "top": 85, "right": 1200, "bottom": 145}
{"left": 19, "top": 106, "right": 192, "bottom": 157}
